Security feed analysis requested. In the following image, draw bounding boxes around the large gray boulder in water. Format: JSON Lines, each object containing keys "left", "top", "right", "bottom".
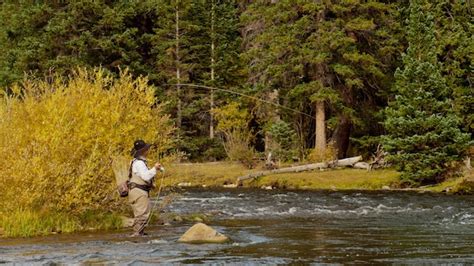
{"left": 178, "top": 223, "right": 229, "bottom": 244}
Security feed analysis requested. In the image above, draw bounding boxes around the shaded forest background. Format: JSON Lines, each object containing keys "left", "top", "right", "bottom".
{"left": 0, "top": 0, "right": 472, "bottom": 184}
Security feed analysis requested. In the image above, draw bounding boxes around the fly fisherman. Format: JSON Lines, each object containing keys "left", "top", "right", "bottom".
{"left": 129, "top": 139, "right": 162, "bottom": 237}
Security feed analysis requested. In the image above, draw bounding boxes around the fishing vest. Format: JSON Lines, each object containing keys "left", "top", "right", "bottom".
{"left": 128, "top": 158, "right": 153, "bottom": 192}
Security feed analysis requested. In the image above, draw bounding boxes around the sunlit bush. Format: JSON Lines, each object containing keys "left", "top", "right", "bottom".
{"left": 213, "top": 102, "right": 256, "bottom": 168}
{"left": 307, "top": 143, "right": 338, "bottom": 163}
{"left": 0, "top": 68, "right": 173, "bottom": 215}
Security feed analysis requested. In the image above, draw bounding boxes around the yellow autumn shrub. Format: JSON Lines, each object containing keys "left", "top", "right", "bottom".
{"left": 0, "top": 68, "right": 173, "bottom": 216}
{"left": 307, "top": 143, "right": 338, "bottom": 163}
{"left": 213, "top": 102, "right": 256, "bottom": 168}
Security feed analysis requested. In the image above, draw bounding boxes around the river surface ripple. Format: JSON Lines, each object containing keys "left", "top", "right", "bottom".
{"left": 1, "top": 188, "right": 473, "bottom": 264}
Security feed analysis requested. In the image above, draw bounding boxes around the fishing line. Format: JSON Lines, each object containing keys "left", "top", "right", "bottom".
{"left": 164, "top": 83, "right": 316, "bottom": 120}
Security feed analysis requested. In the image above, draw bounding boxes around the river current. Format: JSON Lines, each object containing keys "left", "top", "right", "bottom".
{"left": 1, "top": 188, "right": 473, "bottom": 264}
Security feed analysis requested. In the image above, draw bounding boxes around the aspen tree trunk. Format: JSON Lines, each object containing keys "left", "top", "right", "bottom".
{"left": 209, "top": 0, "right": 215, "bottom": 139}
{"left": 314, "top": 6, "right": 328, "bottom": 154}
{"left": 315, "top": 101, "right": 326, "bottom": 153}
{"left": 175, "top": 1, "right": 182, "bottom": 131}
{"left": 264, "top": 89, "right": 280, "bottom": 152}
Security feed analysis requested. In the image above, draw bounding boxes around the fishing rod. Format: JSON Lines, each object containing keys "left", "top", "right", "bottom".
{"left": 164, "top": 83, "right": 316, "bottom": 120}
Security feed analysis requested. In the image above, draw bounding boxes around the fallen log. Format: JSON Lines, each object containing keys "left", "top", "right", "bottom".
{"left": 237, "top": 156, "right": 363, "bottom": 182}
{"left": 353, "top": 162, "right": 370, "bottom": 170}
{"left": 332, "top": 156, "right": 363, "bottom": 167}
{"left": 238, "top": 162, "right": 328, "bottom": 182}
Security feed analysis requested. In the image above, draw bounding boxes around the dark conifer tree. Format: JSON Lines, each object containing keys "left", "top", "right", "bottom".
{"left": 383, "top": 0, "right": 471, "bottom": 185}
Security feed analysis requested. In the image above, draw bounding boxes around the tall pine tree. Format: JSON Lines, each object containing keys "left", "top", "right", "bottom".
{"left": 383, "top": 0, "right": 471, "bottom": 185}
{"left": 433, "top": 0, "right": 473, "bottom": 135}
{"left": 151, "top": 0, "right": 243, "bottom": 159}
{"left": 241, "top": 0, "right": 401, "bottom": 158}
{"left": 204, "top": 0, "right": 243, "bottom": 140}
{"left": 0, "top": 1, "right": 163, "bottom": 87}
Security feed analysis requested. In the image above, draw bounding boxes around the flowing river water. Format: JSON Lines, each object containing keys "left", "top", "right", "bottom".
{"left": 1, "top": 188, "right": 473, "bottom": 264}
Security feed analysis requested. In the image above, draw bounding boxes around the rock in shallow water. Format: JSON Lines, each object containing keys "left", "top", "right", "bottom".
{"left": 178, "top": 223, "right": 229, "bottom": 244}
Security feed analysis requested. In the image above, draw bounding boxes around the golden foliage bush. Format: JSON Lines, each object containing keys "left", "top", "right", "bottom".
{"left": 0, "top": 68, "right": 173, "bottom": 215}
{"left": 213, "top": 102, "right": 256, "bottom": 168}
{"left": 223, "top": 130, "right": 257, "bottom": 168}
{"left": 307, "top": 143, "right": 338, "bottom": 163}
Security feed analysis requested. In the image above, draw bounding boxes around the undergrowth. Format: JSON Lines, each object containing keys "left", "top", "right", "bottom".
{"left": 0, "top": 210, "right": 122, "bottom": 237}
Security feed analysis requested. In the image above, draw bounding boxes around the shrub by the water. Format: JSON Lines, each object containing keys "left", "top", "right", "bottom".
{"left": 0, "top": 68, "right": 173, "bottom": 236}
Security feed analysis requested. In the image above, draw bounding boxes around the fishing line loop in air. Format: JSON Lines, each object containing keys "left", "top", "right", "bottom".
{"left": 164, "top": 83, "right": 316, "bottom": 119}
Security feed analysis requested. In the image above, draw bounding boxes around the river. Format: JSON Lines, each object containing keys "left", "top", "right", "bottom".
{"left": 1, "top": 188, "right": 473, "bottom": 264}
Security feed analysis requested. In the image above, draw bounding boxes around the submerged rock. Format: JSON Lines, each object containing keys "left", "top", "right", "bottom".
{"left": 173, "top": 215, "right": 184, "bottom": 223}
{"left": 178, "top": 223, "right": 229, "bottom": 244}
{"left": 148, "top": 239, "right": 168, "bottom": 244}
{"left": 193, "top": 217, "right": 204, "bottom": 223}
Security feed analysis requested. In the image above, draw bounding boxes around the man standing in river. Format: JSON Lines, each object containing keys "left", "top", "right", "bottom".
{"left": 128, "top": 140, "right": 162, "bottom": 237}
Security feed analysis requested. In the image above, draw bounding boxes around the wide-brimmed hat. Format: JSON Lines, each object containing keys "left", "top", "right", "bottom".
{"left": 131, "top": 139, "right": 152, "bottom": 156}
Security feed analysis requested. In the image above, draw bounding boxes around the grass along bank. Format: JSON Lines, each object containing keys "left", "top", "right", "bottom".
{"left": 252, "top": 169, "right": 400, "bottom": 190}
{"left": 0, "top": 210, "right": 123, "bottom": 238}
{"left": 164, "top": 162, "right": 473, "bottom": 193}
{"left": 164, "top": 162, "right": 400, "bottom": 190}
{"left": 423, "top": 170, "right": 474, "bottom": 194}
